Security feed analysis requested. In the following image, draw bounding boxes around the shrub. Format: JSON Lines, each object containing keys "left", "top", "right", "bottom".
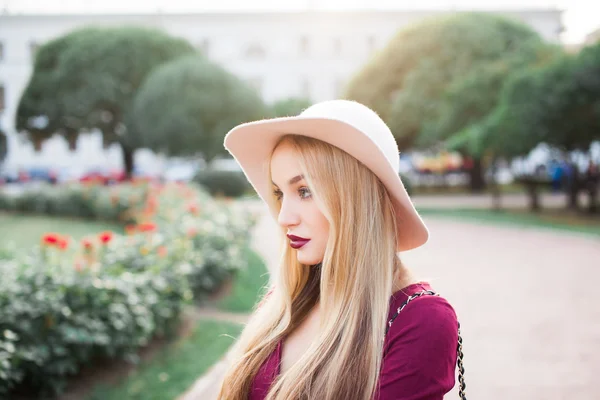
{"left": 0, "top": 255, "right": 187, "bottom": 397}
{"left": 194, "top": 169, "right": 251, "bottom": 198}
{"left": 0, "top": 183, "right": 146, "bottom": 222}
{"left": 0, "top": 182, "right": 257, "bottom": 397}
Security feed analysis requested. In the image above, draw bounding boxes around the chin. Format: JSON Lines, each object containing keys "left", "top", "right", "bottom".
{"left": 296, "top": 251, "right": 322, "bottom": 266}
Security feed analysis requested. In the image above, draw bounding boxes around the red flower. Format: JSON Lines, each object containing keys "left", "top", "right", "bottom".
{"left": 82, "top": 239, "right": 94, "bottom": 250}
{"left": 57, "top": 237, "right": 69, "bottom": 250}
{"left": 42, "top": 233, "right": 60, "bottom": 246}
{"left": 187, "top": 203, "right": 199, "bottom": 215}
{"left": 125, "top": 224, "right": 137, "bottom": 235}
{"left": 187, "top": 227, "right": 198, "bottom": 238}
{"left": 157, "top": 246, "right": 168, "bottom": 258}
{"left": 99, "top": 231, "right": 114, "bottom": 244}
{"left": 137, "top": 222, "right": 157, "bottom": 233}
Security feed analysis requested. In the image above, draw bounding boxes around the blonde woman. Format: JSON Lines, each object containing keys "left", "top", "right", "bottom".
{"left": 218, "top": 100, "right": 465, "bottom": 400}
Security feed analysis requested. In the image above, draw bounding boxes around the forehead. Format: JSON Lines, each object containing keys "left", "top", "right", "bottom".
{"left": 270, "top": 141, "right": 302, "bottom": 183}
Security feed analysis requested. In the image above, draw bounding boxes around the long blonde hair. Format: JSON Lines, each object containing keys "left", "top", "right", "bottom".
{"left": 217, "top": 134, "right": 409, "bottom": 400}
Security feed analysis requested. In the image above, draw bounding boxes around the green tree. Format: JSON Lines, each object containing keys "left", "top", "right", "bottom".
{"left": 459, "top": 43, "right": 600, "bottom": 211}
{"left": 15, "top": 31, "right": 80, "bottom": 151}
{"left": 271, "top": 97, "right": 312, "bottom": 117}
{"left": 345, "top": 13, "right": 543, "bottom": 149}
{"left": 131, "top": 55, "right": 269, "bottom": 162}
{"left": 435, "top": 43, "right": 562, "bottom": 148}
{"left": 436, "top": 43, "right": 562, "bottom": 190}
{"left": 16, "top": 26, "right": 196, "bottom": 176}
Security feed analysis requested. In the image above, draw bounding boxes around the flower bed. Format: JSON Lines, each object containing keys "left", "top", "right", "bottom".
{"left": 0, "top": 182, "right": 257, "bottom": 397}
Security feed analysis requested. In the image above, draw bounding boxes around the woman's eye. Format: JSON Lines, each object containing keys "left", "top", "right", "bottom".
{"left": 273, "top": 189, "right": 283, "bottom": 200}
{"left": 299, "top": 187, "right": 312, "bottom": 199}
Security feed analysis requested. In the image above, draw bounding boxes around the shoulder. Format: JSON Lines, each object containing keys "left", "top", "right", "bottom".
{"left": 386, "top": 293, "right": 458, "bottom": 348}
{"left": 378, "top": 293, "right": 459, "bottom": 398}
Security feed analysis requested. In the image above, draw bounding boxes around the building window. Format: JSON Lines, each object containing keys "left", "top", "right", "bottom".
{"left": 30, "top": 41, "right": 39, "bottom": 60}
{"left": 300, "top": 36, "right": 309, "bottom": 57}
{"left": 244, "top": 43, "right": 266, "bottom": 59}
{"left": 333, "top": 38, "right": 342, "bottom": 56}
{"left": 0, "top": 84, "right": 5, "bottom": 112}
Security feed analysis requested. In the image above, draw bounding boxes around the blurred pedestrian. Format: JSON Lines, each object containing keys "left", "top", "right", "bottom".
{"left": 218, "top": 100, "right": 465, "bottom": 400}
{"left": 584, "top": 161, "right": 599, "bottom": 213}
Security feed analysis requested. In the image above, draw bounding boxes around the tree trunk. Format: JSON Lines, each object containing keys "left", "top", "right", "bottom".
{"left": 518, "top": 176, "right": 542, "bottom": 212}
{"left": 566, "top": 166, "right": 580, "bottom": 211}
{"left": 568, "top": 186, "right": 580, "bottom": 210}
{"left": 469, "top": 157, "right": 486, "bottom": 193}
{"left": 589, "top": 188, "right": 598, "bottom": 214}
{"left": 525, "top": 181, "right": 541, "bottom": 212}
{"left": 122, "top": 145, "right": 134, "bottom": 180}
{"left": 489, "top": 158, "right": 502, "bottom": 211}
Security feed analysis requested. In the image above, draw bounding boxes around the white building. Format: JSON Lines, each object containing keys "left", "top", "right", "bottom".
{"left": 0, "top": 9, "right": 563, "bottom": 171}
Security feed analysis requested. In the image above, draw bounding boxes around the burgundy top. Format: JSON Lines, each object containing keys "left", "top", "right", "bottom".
{"left": 249, "top": 282, "right": 458, "bottom": 400}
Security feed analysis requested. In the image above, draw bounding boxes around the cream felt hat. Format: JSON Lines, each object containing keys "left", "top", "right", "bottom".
{"left": 223, "top": 99, "right": 428, "bottom": 251}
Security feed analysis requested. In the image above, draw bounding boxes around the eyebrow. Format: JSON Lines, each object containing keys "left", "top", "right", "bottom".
{"left": 272, "top": 174, "right": 305, "bottom": 187}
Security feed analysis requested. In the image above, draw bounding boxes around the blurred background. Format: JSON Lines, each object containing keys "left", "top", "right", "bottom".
{"left": 0, "top": 1, "right": 599, "bottom": 400}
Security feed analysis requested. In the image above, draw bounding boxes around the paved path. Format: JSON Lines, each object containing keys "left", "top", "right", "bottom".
{"left": 182, "top": 198, "right": 600, "bottom": 400}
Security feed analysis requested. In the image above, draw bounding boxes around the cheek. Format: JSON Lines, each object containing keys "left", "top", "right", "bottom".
{"left": 308, "top": 205, "right": 329, "bottom": 241}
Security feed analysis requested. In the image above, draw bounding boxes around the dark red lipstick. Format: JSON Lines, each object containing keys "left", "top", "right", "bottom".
{"left": 287, "top": 234, "right": 310, "bottom": 249}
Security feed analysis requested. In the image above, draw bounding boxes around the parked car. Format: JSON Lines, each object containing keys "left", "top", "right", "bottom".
{"left": 80, "top": 167, "right": 126, "bottom": 185}
{"left": 26, "top": 166, "right": 58, "bottom": 184}
{"left": 0, "top": 166, "right": 20, "bottom": 184}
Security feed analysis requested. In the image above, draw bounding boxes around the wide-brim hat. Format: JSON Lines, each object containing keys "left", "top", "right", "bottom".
{"left": 223, "top": 100, "right": 428, "bottom": 251}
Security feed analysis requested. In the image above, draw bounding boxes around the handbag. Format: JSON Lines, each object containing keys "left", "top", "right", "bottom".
{"left": 385, "top": 290, "right": 466, "bottom": 400}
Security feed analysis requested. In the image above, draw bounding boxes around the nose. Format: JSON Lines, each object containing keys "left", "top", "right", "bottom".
{"left": 277, "top": 197, "right": 300, "bottom": 228}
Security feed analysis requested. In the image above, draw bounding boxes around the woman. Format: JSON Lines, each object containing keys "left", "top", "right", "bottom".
{"left": 218, "top": 100, "right": 464, "bottom": 400}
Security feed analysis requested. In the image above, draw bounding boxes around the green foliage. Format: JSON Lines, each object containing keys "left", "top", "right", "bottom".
{"left": 193, "top": 169, "right": 251, "bottom": 198}
{"left": 0, "top": 259, "right": 187, "bottom": 397}
{"left": 131, "top": 55, "right": 268, "bottom": 162}
{"left": 0, "top": 183, "right": 144, "bottom": 222}
{"left": 16, "top": 26, "right": 196, "bottom": 168}
{"left": 480, "top": 42, "right": 600, "bottom": 157}
{"left": 435, "top": 42, "right": 563, "bottom": 155}
{"left": 345, "top": 12, "right": 545, "bottom": 149}
{"left": 0, "top": 182, "right": 257, "bottom": 397}
{"left": 270, "top": 97, "right": 312, "bottom": 117}
{"left": 15, "top": 31, "right": 81, "bottom": 150}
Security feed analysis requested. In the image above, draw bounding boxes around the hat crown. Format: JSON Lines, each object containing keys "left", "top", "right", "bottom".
{"left": 300, "top": 100, "right": 400, "bottom": 172}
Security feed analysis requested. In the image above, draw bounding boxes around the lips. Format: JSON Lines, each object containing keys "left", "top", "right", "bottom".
{"left": 287, "top": 234, "right": 310, "bottom": 249}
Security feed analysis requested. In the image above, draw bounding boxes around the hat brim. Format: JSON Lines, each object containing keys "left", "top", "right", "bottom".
{"left": 224, "top": 115, "right": 428, "bottom": 251}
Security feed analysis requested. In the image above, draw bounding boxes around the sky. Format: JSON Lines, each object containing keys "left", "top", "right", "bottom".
{"left": 2, "top": 0, "right": 598, "bottom": 44}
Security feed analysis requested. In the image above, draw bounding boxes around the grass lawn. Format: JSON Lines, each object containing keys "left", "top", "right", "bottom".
{"left": 86, "top": 319, "right": 243, "bottom": 400}
{"left": 0, "top": 212, "right": 123, "bottom": 248}
{"left": 215, "top": 247, "right": 270, "bottom": 313}
{"left": 418, "top": 207, "right": 600, "bottom": 237}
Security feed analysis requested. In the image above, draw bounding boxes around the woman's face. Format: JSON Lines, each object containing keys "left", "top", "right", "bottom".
{"left": 270, "top": 141, "right": 329, "bottom": 266}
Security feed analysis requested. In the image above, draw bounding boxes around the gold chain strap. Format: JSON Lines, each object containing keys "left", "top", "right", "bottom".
{"left": 386, "top": 290, "right": 466, "bottom": 400}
